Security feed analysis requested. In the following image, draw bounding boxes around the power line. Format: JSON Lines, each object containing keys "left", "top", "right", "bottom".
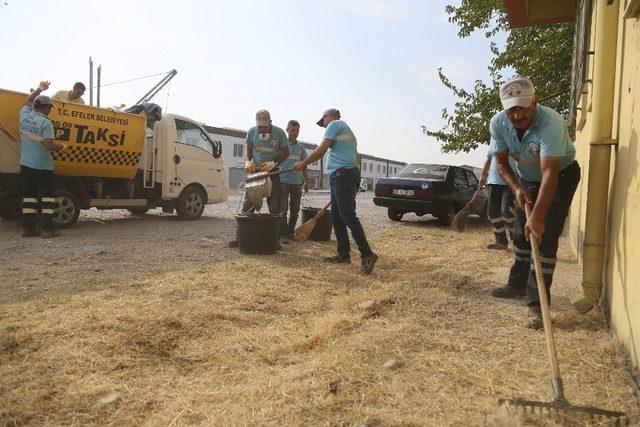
{"left": 92, "top": 71, "right": 172, "bottom": 89}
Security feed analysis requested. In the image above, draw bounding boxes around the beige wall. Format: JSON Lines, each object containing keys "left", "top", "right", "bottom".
{"left": 569, "top": 0, "right": 640, "bottom": 370}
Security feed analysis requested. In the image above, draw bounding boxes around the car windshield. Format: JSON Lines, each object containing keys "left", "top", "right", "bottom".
{"left": 395, "top": 164, "right": 448, "bottom": 180}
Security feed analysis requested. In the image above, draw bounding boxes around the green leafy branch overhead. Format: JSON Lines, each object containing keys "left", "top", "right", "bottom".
{"left": 423, "top": 0, "right": 574, "bottom": 153}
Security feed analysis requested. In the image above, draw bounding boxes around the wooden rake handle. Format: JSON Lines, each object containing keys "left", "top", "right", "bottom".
{"left": 525, "top": 203, "right": 565, "bottom": 401}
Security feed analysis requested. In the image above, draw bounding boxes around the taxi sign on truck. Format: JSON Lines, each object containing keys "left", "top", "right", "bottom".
{"left": 0, "top": 88, "right": 146, "bottom": 179}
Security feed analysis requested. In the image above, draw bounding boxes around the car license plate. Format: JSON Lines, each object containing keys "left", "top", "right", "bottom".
{"left": 393, "top": 189, "right": 414, "bottom": 196}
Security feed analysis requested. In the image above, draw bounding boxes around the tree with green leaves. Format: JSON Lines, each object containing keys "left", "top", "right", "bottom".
{"left": 423, "top": 0, "right": 574, "bottom": 153}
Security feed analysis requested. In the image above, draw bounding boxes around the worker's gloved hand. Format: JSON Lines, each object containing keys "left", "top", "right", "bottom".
{"left": 261, "top": 161, "right": 276, "bottom": 172}
{"left": 245, "top": 160, "right": 256, "bottom": 173}
{"left": 38, "top": 81, "right": 50, "bottom": 91}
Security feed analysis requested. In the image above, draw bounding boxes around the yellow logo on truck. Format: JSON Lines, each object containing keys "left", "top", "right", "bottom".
{"left": 0, "top": 88, "right": 146, "bottom": 179}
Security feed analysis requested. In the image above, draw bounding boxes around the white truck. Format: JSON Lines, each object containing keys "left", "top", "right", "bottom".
{"left": 0, "top": 88, "right": 229, "bottom": 227}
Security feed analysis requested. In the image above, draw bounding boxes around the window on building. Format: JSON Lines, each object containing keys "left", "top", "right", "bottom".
{"left": 233, "top": 143, "right": 244, "bottom": 157}
{"left": 377, "top": 164, "right": 381, "bottom": 173}
{"left": 362, "top": 161, "right": 366, "bottom": 170}
{"left": 369, "top": 163, "right": 373, "bottom": 172}
{"left": 383, "top": 166, "right": 386, "bottom": 173}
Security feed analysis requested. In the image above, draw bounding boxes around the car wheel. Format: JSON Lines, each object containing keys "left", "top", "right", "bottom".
{"left": 176, "top": 186, "right": 206, "bottom": 220}
{"left": 54, "top": 189, "right": 80, "bottom": 228}
{"left": 127, "top": 207, "right": 150, "bottom": 216}
{"left": 387, "top": 208, "right": 403, "bottom": 222}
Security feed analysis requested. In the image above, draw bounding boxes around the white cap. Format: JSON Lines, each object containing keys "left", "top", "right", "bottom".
{"left": 255, "top": 110, "right": 271, "bottom": 127}
{"left": 500, "top": 76, "right": 535, "bottom": 110}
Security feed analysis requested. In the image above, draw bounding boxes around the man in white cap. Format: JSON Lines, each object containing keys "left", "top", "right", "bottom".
{"left": 489, "top": 76, "right": 580, "bottom": 329}
{"left": 292, "top": 108, "right": 378, "bottom": 275}
{"left": 241, "top": 109, "right": 290, "bottom": 214}
{"left": 228, "top": 110, "right": 289, "bottom": 248}
{"left": 19, "top": 81, "right": 68, "bottom": 238}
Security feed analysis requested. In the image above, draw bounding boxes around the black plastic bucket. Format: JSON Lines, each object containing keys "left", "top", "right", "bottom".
{"left": 236, "top": 213, "right": 280, "bottom": 255}
{"left": 301, "top": 207, "right": 332, "bottom": 241}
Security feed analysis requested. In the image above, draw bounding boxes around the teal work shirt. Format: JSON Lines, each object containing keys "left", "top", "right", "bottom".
{"left": 279, "top": 141, "right": 308, "bottom": 185}
{"left": 19, "top": 105, "right": 55, "bottom": 170}
{"left": 245, "top": 125, "right": 288, "bottom": 169}
{"left": 323, "top": 119, "right": 357, "bottom": 175}
{"left": 489, "top": 104, "right": 575, "bottom": 182}
{"left": 486, "top": 147, "right": 518, "bottom": 185}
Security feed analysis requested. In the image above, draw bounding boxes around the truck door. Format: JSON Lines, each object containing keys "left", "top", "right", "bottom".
{"left": 172, "top": 117, "right": 224, "bottom": 201}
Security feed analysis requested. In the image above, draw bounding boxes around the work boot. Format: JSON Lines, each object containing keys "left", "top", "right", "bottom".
{"left": 287, "top": 233, "right": 299, "bottom": 242}
{"left": 490, "top": 284, "right": 525, "bottom": 298}
{"left": 41, "top": 230, "right": 61, "bottom": 239}
{"left": 323, "top": 254, "right": 351, "bottom": 264}
{"left": 523, "top": 305, "right": 543, "bottom": 330}
{"left": 360, "top": 252, "right": 378, "bottom": 275}
{"left": 22, "top": 229, "right": 42, "bottom": 238}
{"left": 228, "top": 239, "right": 239, "bottom": 248}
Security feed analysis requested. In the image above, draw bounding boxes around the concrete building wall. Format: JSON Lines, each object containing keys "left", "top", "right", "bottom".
{"left": 569, "top": 0, "right": 640, "bottom": 370}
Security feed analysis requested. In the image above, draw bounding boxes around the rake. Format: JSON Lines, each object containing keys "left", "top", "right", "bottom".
{"left": 294, "top": 201, "right": 331, "bottom": 242}
{"left": 498, "top": 204, "right": 627, "bottom": 425}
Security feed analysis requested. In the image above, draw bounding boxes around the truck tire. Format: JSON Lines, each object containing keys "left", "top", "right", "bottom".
{"left": 176, "top": 186, "right": 205, "bottom": 220}
{"left": 387, "top": 208, "right": 403, "bottom": 222}
{"left": 127, "top": 207, "right": 149, "bottom": 216}
{"left": 54, "top": 189, "right": 80, "bottom": 228}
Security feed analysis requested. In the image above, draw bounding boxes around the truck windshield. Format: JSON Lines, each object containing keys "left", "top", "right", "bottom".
{"left": 395, "top": 164, "right": 448, "bottom": 180}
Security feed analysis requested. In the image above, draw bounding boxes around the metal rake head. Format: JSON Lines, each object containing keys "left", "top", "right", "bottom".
{"left": 499, "top": 397, "right": 627, "bottom": 425}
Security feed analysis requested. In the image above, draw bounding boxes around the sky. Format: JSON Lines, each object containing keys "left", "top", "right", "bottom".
{"left": 0, "top": 0, "right": 501, "bottom": 167}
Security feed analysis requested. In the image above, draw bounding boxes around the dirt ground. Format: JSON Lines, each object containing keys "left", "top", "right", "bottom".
{"left": 1, "top": 194, "right": 638, "bottom": 426}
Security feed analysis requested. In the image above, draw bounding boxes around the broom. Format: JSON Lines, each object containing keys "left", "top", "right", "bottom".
{"left": 451, "top": 184, "right": 485, "bottom": 232}
{"left": 294, "top": 201, "right": 331, "bottom": 242}
{"left": 498, "top": 204, "right": 626, "bottom": 424}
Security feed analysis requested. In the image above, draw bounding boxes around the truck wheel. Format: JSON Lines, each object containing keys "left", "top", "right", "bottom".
{"left": 54, "top": 190, "right": 80, "bottom": 228}
{"left": 176, "top": 186, "right": 205, "bottom": 220}
{"left": 387, "top": 208, "right": 403, "bottom": 222}
{"left": 127, "top": 207, "right": 149, "bottom": 216}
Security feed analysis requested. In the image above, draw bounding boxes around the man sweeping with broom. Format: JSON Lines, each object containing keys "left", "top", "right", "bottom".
{"left": 489, "top": 76, "right": 580, "bottom": 329}
{"left": 292, "top": 109, "right": 378, "bottom": 275}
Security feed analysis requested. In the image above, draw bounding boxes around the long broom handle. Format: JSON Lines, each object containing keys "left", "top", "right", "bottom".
{"left": 525, "top": 203, "right": 565, "bottom": 401}
{"left": 315, "top": 201, "right": 331, "bottom": 218}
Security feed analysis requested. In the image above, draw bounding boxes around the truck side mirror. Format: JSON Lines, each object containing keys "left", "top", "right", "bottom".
{"left": 212, "top": 140, "right": 222, "bottom": 159}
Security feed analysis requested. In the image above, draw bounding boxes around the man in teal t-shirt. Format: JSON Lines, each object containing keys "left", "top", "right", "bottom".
{"left": 293, "top": 108, "right": 377, "bottom": 275}
{"left": 489, "top": 76, "right": 580, "bottom": 329}
{"left": 278, "top": 120, "right": 309, "bottom": 239}
{"left": 229, "top": 110, "right": 290, "bottom": 249}
{"left": 480, "top": 147, "right": 517, "bottom": 250}
{"left": 18, "top": 81, "right": 67, "bottom": 238}
{"left": 241, "top": 109, "right": 290, "bottom": 214}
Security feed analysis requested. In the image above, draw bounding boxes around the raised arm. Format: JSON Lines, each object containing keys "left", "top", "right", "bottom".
{"left": 24, "top": 81, "right": 50, "bottom": 107}
{"left": 294, "top": 139, "right": 333, "bottom": 171}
